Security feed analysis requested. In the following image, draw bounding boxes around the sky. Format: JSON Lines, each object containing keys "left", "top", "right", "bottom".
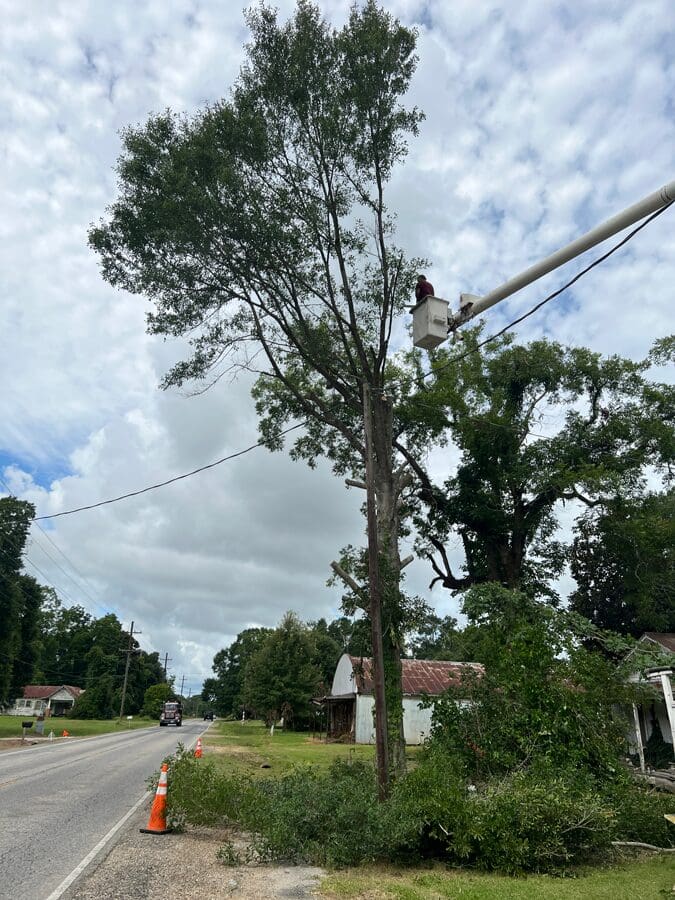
{"left": 1, "top": 0, "right": 673, "bottom": 697}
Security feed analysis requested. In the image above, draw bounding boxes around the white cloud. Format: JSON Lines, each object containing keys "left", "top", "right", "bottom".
{"left": 1, "top": 0, "right": 673, "bottom": 692}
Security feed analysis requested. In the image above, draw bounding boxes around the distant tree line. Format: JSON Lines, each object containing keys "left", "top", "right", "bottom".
{"left": 0, "top": 496, "right": 166, "bottom": 717}
{"left": 201, "top": 612, "right": 370, "bottom": 727}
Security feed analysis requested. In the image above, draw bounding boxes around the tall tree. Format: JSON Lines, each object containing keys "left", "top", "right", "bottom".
{"left": 38, "top": 596, "right": 93, "bottom": 687}
{"left": 307, "top": 618, "right": 344, "bottom": 688}
{"left": 9, "top": 575, "right": 44, "bottom": 699}
{"left": 203, "top": 627, "right": 272, "bottom": 717}
{"left": 405, "top": 332, "right": 674, "bottom": 601}
{"left": 90, "top": 0, "right": 428, "bottom": 782}
{"left": 242, "top": 612, "right": 321, "bottom": 727}
{"left": 0, "top": 497, "right": 36, "bottom": 703}
{"left": 569, "top": 490, "right": 675, "bottom": 636}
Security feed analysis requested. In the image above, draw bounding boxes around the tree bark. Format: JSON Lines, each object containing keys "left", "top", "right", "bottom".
{"left": 367, "top": 387, "right": 406, "bottom": 779}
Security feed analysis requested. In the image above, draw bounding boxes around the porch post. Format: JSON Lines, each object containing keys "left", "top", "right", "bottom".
{"left": 632, "top": 703, "right": 645, "bottom": 773}
{"left": 659, "top": 673, "right": 675, "bottom": 760}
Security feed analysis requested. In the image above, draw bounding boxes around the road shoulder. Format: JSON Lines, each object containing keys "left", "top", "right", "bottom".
{"left": 66, "top": 802, "right": 325, "bottom": 900}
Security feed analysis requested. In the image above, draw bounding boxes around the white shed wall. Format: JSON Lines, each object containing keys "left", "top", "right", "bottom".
{"left": 355, "top": 695, "right": 375, "bottom": 744}
{"left": 353, "top": 695, "right": 434, "bottom": 745}
{"left": 402, "top": 698, "right": 433, "bottom": 744}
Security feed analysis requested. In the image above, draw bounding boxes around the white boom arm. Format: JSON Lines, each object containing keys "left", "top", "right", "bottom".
{"left": 451, "top": 179, "right": 675, "bottom": 329}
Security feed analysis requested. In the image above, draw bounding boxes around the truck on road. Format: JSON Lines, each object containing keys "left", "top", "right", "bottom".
{"left": 159, "top": 700, "right": 183, "bottom": 727}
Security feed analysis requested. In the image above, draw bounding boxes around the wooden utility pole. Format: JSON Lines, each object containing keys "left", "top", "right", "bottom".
{"left": 362, "top": 382, "right": 390, "bottom": 799}
{"left": 162, "top": 652, "right": 172, "bottom": 681}
{"left": 119, "top": 621, "right": 141, "bottom": 720}
{"left": 179, "top": 674, "right": 185, "bottom": 698}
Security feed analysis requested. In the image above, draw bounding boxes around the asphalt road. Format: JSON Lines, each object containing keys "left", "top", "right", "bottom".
{"left": 0, "top": 719, "right": 208, "bottom": 900}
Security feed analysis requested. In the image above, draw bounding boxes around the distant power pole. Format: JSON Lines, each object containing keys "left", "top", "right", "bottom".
{"left": 162, "top": 653, "right": 172, "bottom": 681}
{"left": 119, "top": 621, "right": 142, "bottom": 720}
{"left": 179, "top": 674, "right": 185, "bottom": 698}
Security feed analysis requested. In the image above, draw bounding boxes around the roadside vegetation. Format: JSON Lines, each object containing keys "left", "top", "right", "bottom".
{"left": 0, "top": 714, "right": 155, "bottom": 740}
{"left": 160, "top": 587, "right": 673, "bottom": 879}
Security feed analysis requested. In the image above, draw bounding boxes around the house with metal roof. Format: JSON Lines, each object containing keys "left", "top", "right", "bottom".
{"left": 626, "top": 633, "right": 674, "bottom": 771}
{"left": 323, "top": 653, "right": 483, "bottom": 745}
{"left": 10, "top": 685, "right": 83, "bottom": 717}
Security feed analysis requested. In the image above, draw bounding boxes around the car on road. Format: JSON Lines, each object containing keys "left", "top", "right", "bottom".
{"left": 203, "top": 711, "right": 214, "bottom": 720}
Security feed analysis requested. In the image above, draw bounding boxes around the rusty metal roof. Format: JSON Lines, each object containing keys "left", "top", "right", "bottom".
{"left": 642, "top": 633, "right": 675, "bottom": 653}
{"left": 22, "top": 685, "right": 83, "bottom": 700}
{"left": 348, "top": 656, "right": 483, "bottom": 696}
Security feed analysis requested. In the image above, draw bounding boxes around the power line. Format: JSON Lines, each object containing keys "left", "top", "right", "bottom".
{"left": 414, "top": 202, "right": 673, "bottom": 387}
{"left": 34, "top": 422, "right": 305, "bottom": 521}
{"left": 0, "top": 475, "right": 109, "bottom": 614}
{"left": 11, "top": 202, "right": 672, "bottom": 526}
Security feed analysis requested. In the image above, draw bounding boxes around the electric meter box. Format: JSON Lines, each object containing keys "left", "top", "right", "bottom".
{"left": 412, "top": 296, "right": 449, "bottom": 350}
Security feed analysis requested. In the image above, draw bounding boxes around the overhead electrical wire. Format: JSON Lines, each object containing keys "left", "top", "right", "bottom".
{"left": 3, "top": 199, "right": 667, "bottom": 524}
{"left": 413, "top": 201, "right": 673, "bottom": 387}
{"left": 34, "top": 422, "right": 306, "bottom": 521}
{"left": 0, "top": 475, "right": 110, "bottom": 615}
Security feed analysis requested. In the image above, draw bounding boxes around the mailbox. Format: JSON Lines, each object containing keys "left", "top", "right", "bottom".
{"left": 22, "top": 721, "right": 33, "bottom": 729}
{"left": 411, "top": 295, "right": 449, "bottom": 350}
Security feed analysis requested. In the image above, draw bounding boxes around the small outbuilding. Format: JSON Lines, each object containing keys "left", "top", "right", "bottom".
{"left": 10, "top": 685, "right": 83, "bottom": 717}
{"left": 323, "top": 653, "right": 483, "bottom": 745}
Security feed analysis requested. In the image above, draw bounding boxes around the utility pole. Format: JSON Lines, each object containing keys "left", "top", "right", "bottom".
{"left": 179, "top": 674, "right": 185, "bottom": 699}
{"left": 362, "top": 382, "right": 390, "bottom": 800}
{"left": 162, "top": 653, "right": 172, "bottom": 681}
{"left": 119, "top": 621, "right": 141, "bottom": 721}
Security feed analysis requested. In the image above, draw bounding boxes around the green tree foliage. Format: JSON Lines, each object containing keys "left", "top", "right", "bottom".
{"left": 405, "top": 333, "right": 674, "bottom": 602}
{"left": 426, "top": 584, "right": 638, "bottom": 780}
{"left": 89, "top": 0, "right": 430, "bottom": 778}
{"left": 242, "top": 612, "right": 322, "bottom": 727}
{"left": 306, "top": 619, "right": 343, "bottom": 688}
{"left": 202, "top": 627, "right": 272, "bottom": 717}
{"left": 569, "top": 490, "right": 675, "bottom": 636}
{"left": 0, "top": 496, "right": 38, "bottom": 703}
{"left": 38, "top": 593, "right": 94, "bottom": 687}
{"left": 8, "top": 575, "right": 44, "bottom": 699}
{"left": 407, "top": 613, "right": 489, "bottom": 662}
{"left": 142, "top": 682, "right": 175, "bottom": 718}
{"left": 323, "top": 615, "right": 372, "bottom": 657}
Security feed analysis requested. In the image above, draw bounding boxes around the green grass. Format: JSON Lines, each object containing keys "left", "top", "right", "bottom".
{"left": 204, "top": 719, "right": 420, "bottom": 776}
{"left": 0, "top": 714, "right": 156, "bottom": 739}
{"left": 321, "top": 857, "right": 675, "bottom": 899}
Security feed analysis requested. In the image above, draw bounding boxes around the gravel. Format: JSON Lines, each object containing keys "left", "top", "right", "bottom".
{"left": 66, "top": 803, "right": 325, "bottom": 900}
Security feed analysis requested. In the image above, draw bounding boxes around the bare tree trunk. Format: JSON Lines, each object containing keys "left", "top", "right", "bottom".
{"left": 368, "top": 388, "right": 407, "bottom": 779}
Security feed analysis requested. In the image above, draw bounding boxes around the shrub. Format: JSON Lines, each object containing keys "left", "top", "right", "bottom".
{"left": 604, "top": 775, "right": 675, "bottom": 849}
{"left": 157, "top": 738, "right": 673, "bottom": 873}
{"left": 238, "top": 761, "right": 401, "bottom": 866}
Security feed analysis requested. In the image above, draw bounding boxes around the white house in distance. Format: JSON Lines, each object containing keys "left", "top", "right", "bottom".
{"left": 10, "top": 685, "right": 83, "bottom": 717}
{"left": 324, "top": 653, "right": 483, "bottom": 745}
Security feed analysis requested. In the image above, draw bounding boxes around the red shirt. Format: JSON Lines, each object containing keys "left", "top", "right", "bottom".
{"left": 415, "top": 280, "right": 434, "bottom": 302}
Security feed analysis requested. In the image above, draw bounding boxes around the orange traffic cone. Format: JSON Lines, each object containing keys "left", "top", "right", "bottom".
{"left": 140, "top": 763, "right": 171, "bottom": 835}
{"left": 62, "top": 729, "right": 70, "bottom": 737}
{"left": 194, "top": 737, "right": 203, "bottom": 759}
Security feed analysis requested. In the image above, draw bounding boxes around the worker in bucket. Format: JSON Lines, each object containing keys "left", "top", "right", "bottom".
{"left": 415, "top": 274, "right": 434, "bottom": 302}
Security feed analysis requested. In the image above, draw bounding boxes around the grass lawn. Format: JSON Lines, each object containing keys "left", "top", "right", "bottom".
{"left": 0, "top": 714, "right": 156, "bottom": 739}
{"left": 321, "top": 857, "right": 675, "bottom": 899}
{"left": 204, "top": 719, "right": 420, "bottom": 776}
